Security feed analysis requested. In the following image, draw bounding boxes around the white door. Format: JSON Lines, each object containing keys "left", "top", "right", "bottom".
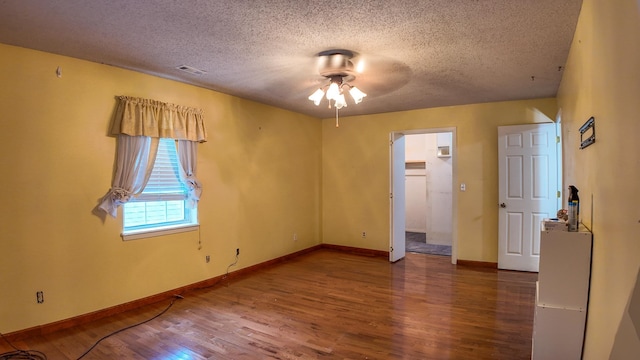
{"left": 498, "top": 124, "right": 558, "bottom": 272}
{"left": 390, "top": 133, "right": 406, "bottom": 262}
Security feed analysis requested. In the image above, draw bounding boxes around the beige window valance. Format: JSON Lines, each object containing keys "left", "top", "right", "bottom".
{"left": 110, "top": 96, "right": 207, "bottom": 142}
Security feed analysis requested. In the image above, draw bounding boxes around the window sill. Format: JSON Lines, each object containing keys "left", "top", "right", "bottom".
{"left": 122, "top": 224, "right": 199, "bottom": 241}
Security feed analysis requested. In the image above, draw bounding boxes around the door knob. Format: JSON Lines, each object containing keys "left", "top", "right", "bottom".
{"left": 500, "top": 203, "right": 506, "bottom": 208}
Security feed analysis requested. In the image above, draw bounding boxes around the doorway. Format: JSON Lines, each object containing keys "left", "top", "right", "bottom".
{"left": 405, "top": 132, "right": 453, "bottom": 256}
{"left": 390, "top": 128, "right": 457, "bottom": 264}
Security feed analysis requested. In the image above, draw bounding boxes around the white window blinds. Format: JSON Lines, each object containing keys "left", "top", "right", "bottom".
{"left": 137, "top": 138, "right": 187, "bottom": 200}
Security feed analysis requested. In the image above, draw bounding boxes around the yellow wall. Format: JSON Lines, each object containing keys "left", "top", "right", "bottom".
{"left": 0, "top": 44, "right": 322, "bottom": 334}
{"left": 557, "top": 0, "right": 640, "bottom": 357}
{"left": 321, "top": 99, "right": 558, "bottom": 261}
{"left": 1, "top": 27, "right": 603, "bottom": 339}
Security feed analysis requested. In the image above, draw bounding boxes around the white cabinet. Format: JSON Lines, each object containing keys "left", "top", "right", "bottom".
{"left": 532, "top": 227, "right": 592, "bottom": 360}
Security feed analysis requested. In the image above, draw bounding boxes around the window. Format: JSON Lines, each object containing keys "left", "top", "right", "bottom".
{"left": 122, "top": 138, "right": 198, "bottom": 239}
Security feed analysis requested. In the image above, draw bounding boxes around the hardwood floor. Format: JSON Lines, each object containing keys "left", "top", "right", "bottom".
{"left": 1, "top": 249, "right": 537, "bottom": 359}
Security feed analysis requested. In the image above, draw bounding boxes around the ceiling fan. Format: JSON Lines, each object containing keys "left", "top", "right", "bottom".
{"left": 303, "top": 49, "right": 412, "bottom": 124}
{"left": 308, "top": 49, "right": 366, "bottom": 109}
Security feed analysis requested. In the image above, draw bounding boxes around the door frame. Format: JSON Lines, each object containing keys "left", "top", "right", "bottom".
{"left": 390, "top": 127, "right": 458, "bottom": 264}
{"left": 555, "top": 117, "right": 563, "bottom": 212}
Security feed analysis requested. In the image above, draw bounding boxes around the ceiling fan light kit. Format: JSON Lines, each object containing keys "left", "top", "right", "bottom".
{"left": 308, "top": 50, "right": 367, "bottom": 127}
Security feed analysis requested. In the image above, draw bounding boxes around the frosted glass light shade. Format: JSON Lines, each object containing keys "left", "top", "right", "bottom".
{"left": 349, "top": 86, "right": 367, "bottom": 104}
{"left": 308, "top": 88, "right": 325, "bottom": 106}
{"left": 326, "top": 82, "right": 340, "bottom": 100}
{"left": 334, "top": 94, "right": 347, "bottom": 109}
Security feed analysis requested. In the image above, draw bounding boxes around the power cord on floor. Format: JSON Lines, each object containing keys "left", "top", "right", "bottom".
{"left": 73, "top": 252, "right": 239, "bottom": 358}
{"left": 75, "top": 294, "right": 183, "bottom": 360}
{"left": 0, "top": 333, "right": 47, "bottom": 360}
{"left": 2, "top": 253, "right": 239, "bottom": 360}
{"left": 222, "top": 250, "right": 239, "bottom": 282}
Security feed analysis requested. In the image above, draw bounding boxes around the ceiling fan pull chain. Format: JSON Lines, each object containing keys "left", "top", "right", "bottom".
{"left": 335, "top": 107, "right": 340, "bottom": 127}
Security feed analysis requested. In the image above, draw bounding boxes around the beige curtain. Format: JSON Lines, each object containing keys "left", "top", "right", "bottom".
{"left": 97, "top": 96, "right": 207, "bottom": 217}
{"left": 177, "top": 140, "right": 201, "bottom": 209}
{"left": 97, "top": 135, "right": 159, "bottom": 218}
{"left": 110, "top": 96, "right": 207, "bottom": 142}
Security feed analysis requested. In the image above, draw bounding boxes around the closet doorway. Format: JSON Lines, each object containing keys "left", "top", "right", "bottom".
{"left": 404, "top": 132, "right": 453, "bottom": 257}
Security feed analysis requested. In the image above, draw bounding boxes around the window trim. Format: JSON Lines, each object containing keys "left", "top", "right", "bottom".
{"left": 122, "top": 223, "right": 199, "bottom": 241}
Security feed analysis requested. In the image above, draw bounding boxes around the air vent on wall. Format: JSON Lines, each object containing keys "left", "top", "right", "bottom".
{"left": 175, "top": 65, "right": 207, "bottom": 75}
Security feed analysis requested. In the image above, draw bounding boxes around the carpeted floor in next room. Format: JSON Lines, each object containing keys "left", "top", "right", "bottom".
{"left": 406, "top": 231, "right": 452, "bottom": 256}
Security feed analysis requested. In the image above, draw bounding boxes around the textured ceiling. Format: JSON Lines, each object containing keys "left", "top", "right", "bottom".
{"left": 0, "top": 0, "right": 582, "bottom": 118}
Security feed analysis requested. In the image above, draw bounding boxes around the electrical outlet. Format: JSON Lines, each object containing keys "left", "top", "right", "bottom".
{"left": 236, "top": 248, "right": 240, "bottom": 256}
{"left": 293, "top": 233, "right": 298, "bottom": 241}
{"left": 36, "top": 291, "right": 44, "bottom": 304}
{"left": 362, "top": 231, "right": 367, "bottom": 238}
{"left": 205, "top": 255, "right": 210, "bottom": 263}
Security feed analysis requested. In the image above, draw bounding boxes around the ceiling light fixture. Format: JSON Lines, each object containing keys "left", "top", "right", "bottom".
{"left": 308, "top": 50, "right": 367, "bottom": 127}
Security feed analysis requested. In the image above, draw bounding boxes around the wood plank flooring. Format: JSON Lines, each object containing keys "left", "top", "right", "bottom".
{"left": 1, "top": 249, "right": 537, "bottom": 359}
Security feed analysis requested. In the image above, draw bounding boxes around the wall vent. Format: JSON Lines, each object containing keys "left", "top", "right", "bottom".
{"left": 175, "top": 65, "right": 207, "bottom": 75}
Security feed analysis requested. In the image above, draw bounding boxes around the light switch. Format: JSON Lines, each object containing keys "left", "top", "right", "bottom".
{"left": 460, "top": 183, "right": 466, "bottom": 191}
